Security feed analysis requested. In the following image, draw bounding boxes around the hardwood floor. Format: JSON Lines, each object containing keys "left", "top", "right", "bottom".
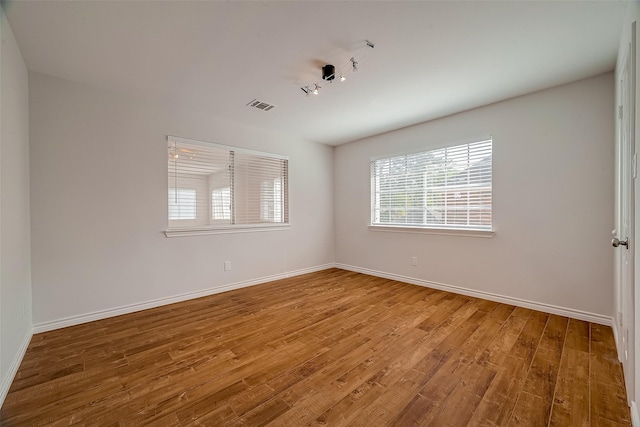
{"left": 0, "top": 268, "right": 631, "bottom": 426}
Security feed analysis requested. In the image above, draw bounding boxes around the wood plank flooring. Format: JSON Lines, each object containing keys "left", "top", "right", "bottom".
{"left": 0, "top": 268, "right": 632, "bottom": 426}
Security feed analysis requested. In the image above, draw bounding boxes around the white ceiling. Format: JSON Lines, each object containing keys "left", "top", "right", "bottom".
{"left": 3, "top": 0, "right": 628, "bottom": 146}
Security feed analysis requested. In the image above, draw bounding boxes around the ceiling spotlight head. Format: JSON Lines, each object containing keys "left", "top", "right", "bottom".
{"left": 340, "top": 75, "right": 346, "bottom": 82}
{"left": 350, "top": 57, "right": 358, "bottom": 72}
{"left": 313, "top": 84, "right": 320, "bottom": 95}
{"left": 322, "top": 64, "right": 335, "bottom": 81}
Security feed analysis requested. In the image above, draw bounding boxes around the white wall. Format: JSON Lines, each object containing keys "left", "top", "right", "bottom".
{"left": 335, "top": 73, "right": 614, "bottom": 319}
{"left": 0, "top": 7, "right": 32, "bottom": 404}
{"left": 29, "top": 72, "right": 334, "bottom": 328}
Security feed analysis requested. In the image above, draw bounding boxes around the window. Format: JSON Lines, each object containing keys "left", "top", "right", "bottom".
{"left": 168, "top": 188, "right": 196, "bottom": 220}
{"left": 211, "top": 187, "right": 231, "bottom": 220}
{"left": 167, "top": 136, "right": 288, "bottom": 234}
{"left": 371, "top": 139, "right": 492, "bottom": 230}
{"left": 261, "top": 178, "right": 284, "bottom": 223}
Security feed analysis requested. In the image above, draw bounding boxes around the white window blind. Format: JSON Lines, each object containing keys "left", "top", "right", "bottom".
{"left": 261, "top": 178, "right": 284, "bottom": 223}
{"left": 211, "top": 187, "right": 231, "bottom": 220}
{"left": 168, "top": 188, "right": 196, "bottom": 220}
{"left": 371, "top": 139, "right": 492, "bottom": 230}
{"left": 232, "top": 151, "right": 288, "bottom": 225}
{"left": 168, "top": 136, "right": 288, "bottom": 231}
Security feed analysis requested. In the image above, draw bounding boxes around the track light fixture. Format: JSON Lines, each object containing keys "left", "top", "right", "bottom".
{"left": 299, "top": 40, "right": 374, "bottom": 97}
{"left": 322, "top": 64, "right": 335, "bottom": 81}
{"left": 300, "top": 83, "right": 321, "bottom": 96}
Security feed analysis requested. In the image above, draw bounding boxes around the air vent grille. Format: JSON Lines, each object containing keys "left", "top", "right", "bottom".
{"left": 246, "top": 99, "right": 276, "bottom": 111}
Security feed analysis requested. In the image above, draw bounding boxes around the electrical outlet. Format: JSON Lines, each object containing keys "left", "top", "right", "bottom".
{"left": 411, "top": 256, "right": 418, "bottom": 266}
{"left": 224, "top": 261, "right": 231, "bottom": 271}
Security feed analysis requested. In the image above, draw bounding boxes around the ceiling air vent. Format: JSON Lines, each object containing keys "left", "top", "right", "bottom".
{"left": 246, "top": 99, "right": 276, "bottom": 111}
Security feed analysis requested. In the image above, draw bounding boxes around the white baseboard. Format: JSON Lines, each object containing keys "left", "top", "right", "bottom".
{"left": 632, "top": 401, "right": 640, "bottom": 427}
{"left": 33, "top": 263, "right": 336, "bottom": 334}
{"left": 0, "top": 328, "right": 33, "bottom": 408}
{"left": 335, "top": 263, "right": 613, "bottom": 326}
{"left": 31, "top": 261, "right": 613, "bottom": 332}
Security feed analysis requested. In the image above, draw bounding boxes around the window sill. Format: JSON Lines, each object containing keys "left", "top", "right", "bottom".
{"left": 165, "top": 223, "right": 291, "bottom": 238}
{"left": 368, "top": 225, "right": 494, "bottom": 238}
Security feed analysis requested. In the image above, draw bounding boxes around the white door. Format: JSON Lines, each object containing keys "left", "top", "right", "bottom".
{"left": 615, "top": 27, "right": 636, "bottom": 405}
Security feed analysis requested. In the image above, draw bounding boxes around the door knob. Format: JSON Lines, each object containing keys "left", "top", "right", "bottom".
{"left": 612, "top": 237, "right": 629, "bottom": 248}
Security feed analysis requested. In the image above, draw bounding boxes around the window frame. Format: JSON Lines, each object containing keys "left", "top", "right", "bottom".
{"left": 369, "top": 138, "right": 494, "bottom": 237}
{"left": 165, "top": 136, "right": 290, "bottom": 238}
